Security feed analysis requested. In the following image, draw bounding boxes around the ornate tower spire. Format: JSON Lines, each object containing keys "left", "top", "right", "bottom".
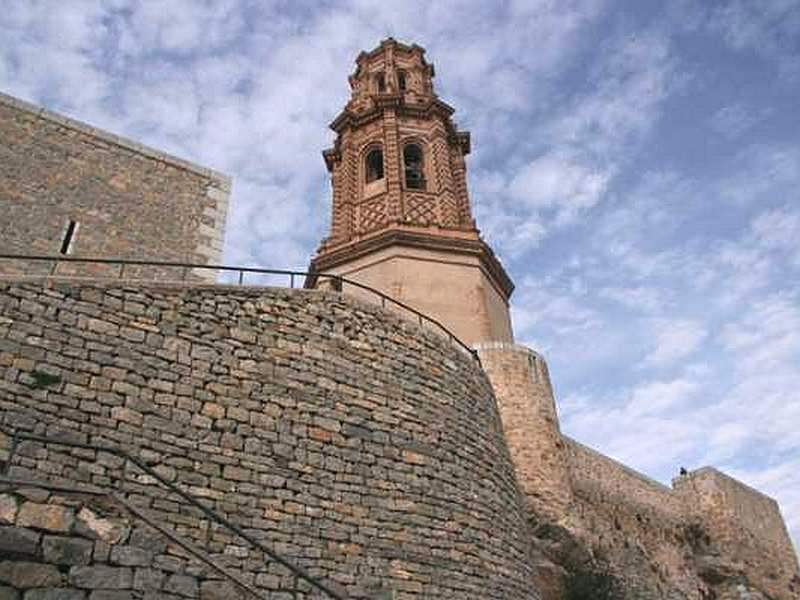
{"left": 308, "top": 38, "right": 514, "bottom": 346}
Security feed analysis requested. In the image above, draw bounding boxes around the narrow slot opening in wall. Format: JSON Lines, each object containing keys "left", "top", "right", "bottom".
{"left": 60, "top": 220, "right": 78, "bottom": 255}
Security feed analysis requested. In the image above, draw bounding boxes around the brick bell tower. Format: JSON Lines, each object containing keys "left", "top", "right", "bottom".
{"left": 307, "top": 38, "right": 514, "bottom": 346}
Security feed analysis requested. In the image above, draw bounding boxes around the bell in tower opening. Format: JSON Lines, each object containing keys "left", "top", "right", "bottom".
{"left": 306, "top": 38, "right": 514, "bottom": 347}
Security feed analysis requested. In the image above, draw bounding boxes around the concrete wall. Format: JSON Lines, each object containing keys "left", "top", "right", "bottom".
{"left": 0, "top": 281, "right": 538, "bottom": 599}
{"left": 0, "top": 93, "right": 230, "bottom": 280}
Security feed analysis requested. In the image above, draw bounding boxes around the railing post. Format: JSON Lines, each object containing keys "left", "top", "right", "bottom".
{"left": 290, "top": 273, "right": 295, "bottom": 288}
{"left": 238, "top": 270, "right": 244, "bottom": 285}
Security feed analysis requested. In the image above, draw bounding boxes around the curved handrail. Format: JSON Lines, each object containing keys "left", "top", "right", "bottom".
{"left": 0, "top": 253, "right": 479, "bottom": 363}
{"left": 0, "top": 425, "right": 348, "bottom": 599}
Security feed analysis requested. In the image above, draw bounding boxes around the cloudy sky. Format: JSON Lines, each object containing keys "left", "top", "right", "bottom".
{"left": 1, "top": 0, "right": 799, "bottom": 552}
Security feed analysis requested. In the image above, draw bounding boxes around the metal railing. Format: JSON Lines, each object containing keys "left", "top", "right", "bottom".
{"left": 0, "top": 425, "right": 347, "bottom": 599}
{"left": 0, "top": 253, "right": 478, "bottom": 362}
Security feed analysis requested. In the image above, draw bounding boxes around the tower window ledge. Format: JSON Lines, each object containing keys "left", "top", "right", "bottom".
{"left": 363, "top": 179, "right": 387, "bottom": 199}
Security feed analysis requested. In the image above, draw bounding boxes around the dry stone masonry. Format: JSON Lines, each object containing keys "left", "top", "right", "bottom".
{"left": 0, "top": 282, "right": 538, "bottom": 599}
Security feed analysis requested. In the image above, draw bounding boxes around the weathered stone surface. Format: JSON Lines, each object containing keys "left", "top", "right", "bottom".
{"left": 109, "top": 547, "right": 151, "bottom": 568}
{"left": 198, "top": 581, "right": 238, "bottom": 600}
{"left": 0, "top": 495, "right": 18, "bottom": 524}
{"left": 0, "top": 562, "right": 62, "bottom": 588}
{"left": 16, "top": 504, "right": 73, "bottom": 533}
{"left": 76, "top": 509, "right": 127, "bottom": 545}
{"left": 87, "top": 593, "right": 135, "bottom": 600}
{"left": 23, "top": 589, "right": 87, "bottom": 600}
{"left": 0, "top": 585, "right": 18, "bottom": 600}
{"left": 0, "top": 526, "right": 40, "bottom": 559}
{"left": 0, "top": 92, "right": 230, "bottom": 277}
{"left": 69, "top": 566, "right": 132, "bottom": 590}
{"left": 42, "top": 536, "right": 93, "bottom": 566}
{"left": 163, "top": 574, "right": 197, "bottom": 598}
{"left": 131, "top": 568, "right": 163, "bottom": 592}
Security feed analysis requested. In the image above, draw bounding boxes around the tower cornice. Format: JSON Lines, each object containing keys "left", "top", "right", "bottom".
{"left": 307, "top": 227, "right": 515, "bottom": 301}
{"left": 328, "top": 96, "right": 456, "bottom": 135}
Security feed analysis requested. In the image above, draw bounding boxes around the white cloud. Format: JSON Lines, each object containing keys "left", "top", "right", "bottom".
{"left": 627, "top": 377, "right": 699, "bottom": 416}
{"left": 598, "top": 285, "right": 665, "bottom": 313}
{"left": 508, "top": 152, "right": 610, "bottom": 222}
{"left": 643, "top": 319, "right": 708, "bottom": 368}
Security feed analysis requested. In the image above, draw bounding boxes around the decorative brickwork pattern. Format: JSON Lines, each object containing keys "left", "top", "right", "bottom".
{"left": 357, "top": 196, "right": 388, "bottom": 232}
{"left": 317, "top": 39, "right": 476, "bottom": 254}
{"left": 403, "top": 193, "right": 437, "bottom": 226}
{"left": 0, "top": 281, "right": 539, "bottom": 600}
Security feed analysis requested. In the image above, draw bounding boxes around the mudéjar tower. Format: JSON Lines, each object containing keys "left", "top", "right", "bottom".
{"left": 306, "top": 38, "right": 514, "bottom": 346}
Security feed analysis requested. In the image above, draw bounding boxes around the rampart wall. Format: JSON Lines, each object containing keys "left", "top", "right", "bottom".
{"left": 0, "top": 281, "right": 538, "bottom": 599}
{"left": 0, "top": 93, "right": 229, "bottom": 279}
{"left": 564, "top": 437, "right": 685, "bottom": 522}
{"left": 674, "top": 468, "right": 800, "bottom": 596}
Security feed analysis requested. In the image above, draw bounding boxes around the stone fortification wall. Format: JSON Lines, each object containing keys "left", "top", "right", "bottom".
{"left": 0, "top": 281, "right": 538, "bottom": 599}
{"left": 475, "top": 343, "right": 571, "bottom": 523}
{"left": 558, "top": 437, "right": 800, "bottom": 599}
{"left": 674, "top": 468, "right": 800, "bottom": 598}
{"left": 0, "top": 93, "right": 229, "bottom": 280}
{"left": 1, "top": 483, "right": 230, "bottom": 599}
{"left": 561, "top": 437, "right": 706, "bottom": 599}
{"left": 564, "top": 437, "right": 685, "bottom": 521}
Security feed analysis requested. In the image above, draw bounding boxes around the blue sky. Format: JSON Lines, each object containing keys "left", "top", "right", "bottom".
{"left": 1, "top": 0, "right": 799, "bottom": 552}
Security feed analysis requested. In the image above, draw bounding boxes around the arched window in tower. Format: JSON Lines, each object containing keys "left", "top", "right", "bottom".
{"left": 403, "top": 143, "right": 425, "bottom": 190}
{"left": 397, "top": 71, "right": 407, "bottom": 91}
{"left": 375, "top": 73, "right": 386, "bottom": 93}
{"left": 365, "top": 147, "right": 384, "bottom": 183}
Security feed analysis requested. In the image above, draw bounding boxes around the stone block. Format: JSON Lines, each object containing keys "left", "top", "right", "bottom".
{"left": 0, "top": 526, "right": 40, "bottom": 559}
{"left": 0, "top": 494, "right": 18, "bottom": 524}
{"left": 0, "top": 584, "right": 18, "bottom": 600}
{"left": 87, "top": 593, "right": 135, "bottom": 600}
{"left": 110, "top": 546, "right": 152, "bottom": 567}
{"left": 16, "top": 503, "right": 74, "bottom": 533}
{"left": 76, "top": 508, "right": 128, "bottom": 544}
{"left": 42, "top": 535, "right": 93, "bottom": 566}
{"left": 199, "top": 581, "right": 239, "bottom": 600}
{"left": 132, "top": 569, "right": 163, "bottom": 593}
{"left": 163, "top": 574, "right": 198, "bottom": 598}
{"left": 0, "top": 562, "right": 62, "bottom": 589}
{"left": 23, "top": 589, "right": 87, "bottom": 600}
{"left": 69, "top": 566, "right": 132, "bottom": 590}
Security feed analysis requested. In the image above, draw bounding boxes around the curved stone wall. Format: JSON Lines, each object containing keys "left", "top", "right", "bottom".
{"left": 0, "top": 282, "right": 538, "bottom": 599}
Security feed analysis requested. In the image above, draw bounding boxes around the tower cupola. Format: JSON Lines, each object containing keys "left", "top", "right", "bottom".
{"left": 308, "top": 39, "right": 514, "bottom": 346}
